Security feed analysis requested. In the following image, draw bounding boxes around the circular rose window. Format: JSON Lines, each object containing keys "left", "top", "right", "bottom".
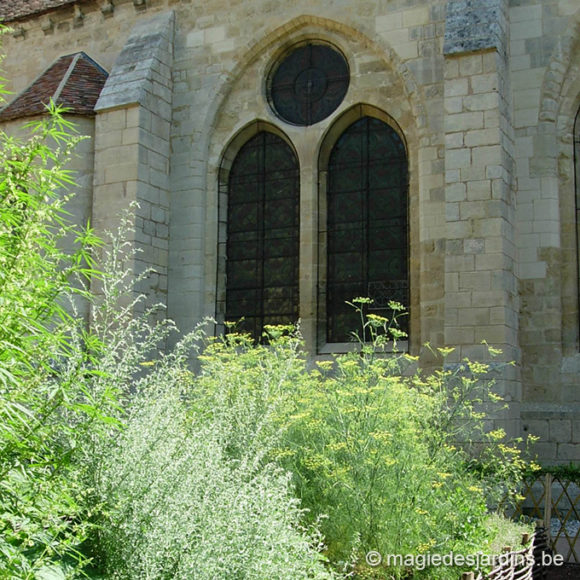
{"left": 269, "top": 43, "right": 350, "bottom": 126}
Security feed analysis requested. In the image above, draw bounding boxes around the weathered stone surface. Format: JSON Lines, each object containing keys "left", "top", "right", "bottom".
{"left": 0, "top": 0, "right": 579, "bottom": 463}
{"left": 443, "top": 0, "right": 506, "bottom": 56}
{"left": 95, "top": 11, "right": 175, "bottom": 112}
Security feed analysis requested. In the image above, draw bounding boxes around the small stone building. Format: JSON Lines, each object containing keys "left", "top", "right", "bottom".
{"left": 0, "top": 0, "right": 579, "bottom": 463}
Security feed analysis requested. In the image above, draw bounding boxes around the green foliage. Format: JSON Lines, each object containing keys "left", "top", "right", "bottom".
{"left": 0, "top": 85, "right": 335, "bottom": 578}
{"left": 529, "top": 463, "right": 580, "bottom": 483}
{"left": 272, "top": 300, "right": 531, "bottom": 579}
{"left": 88, "top": 329, "right": 336, "bottom": 579}
{"left": 85, "top": 293, "right": 530, "bottom": 579}
{"left": 0, "top": 102, "right": 115, "bottom": 578}
{"left": 0, "top": 69, "right": 532, "bottom": 579}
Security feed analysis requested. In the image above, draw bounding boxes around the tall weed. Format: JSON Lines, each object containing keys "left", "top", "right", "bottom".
{"left": 0, "top": 102, "right": 116, "bottom": 578}
{"left": 89, "top": 330, "right": 336, "bottom": 579}
{"left": 275, "top": 300, "right": 531, "bottom": 579}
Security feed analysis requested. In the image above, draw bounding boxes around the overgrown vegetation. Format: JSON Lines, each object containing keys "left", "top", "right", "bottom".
{"left": 0, "top": 103, "right": 110, "bottom": 577}
{"left": 0, "top": 98, "right": 334, "bottom": 579}
{"left": 529, "top": 463, "right": 580, "bottom": 483}
{"left": 87, "top": 326, "right": 334, "bottom": 579}
{"left": 0, "top": 78, "right": 534, "bottom": 579}
{"left": 273, "top": 301, "right": 534, "bottom": 578}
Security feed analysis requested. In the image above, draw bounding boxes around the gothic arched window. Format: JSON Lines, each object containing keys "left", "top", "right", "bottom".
{"left": 226, "top": 131, "right": 300, "bottom": 340}
{"left": 325, "top": 116, "right": 408, "bottom": 343}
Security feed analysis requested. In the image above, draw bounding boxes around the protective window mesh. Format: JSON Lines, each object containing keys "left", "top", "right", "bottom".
{"left": 269, "top": 43, "right": 349, "bottom": 126}
{"left": 326, "top": 116, "right": 408, "bottom": 342}
{"left": 226, "top": 132, "right": 300, "bottom": 340}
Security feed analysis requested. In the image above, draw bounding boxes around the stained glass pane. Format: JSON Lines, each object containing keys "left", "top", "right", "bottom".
{"left": 270, "top": 43, "right": 350, "bottom": 126}
{"left": 226, "top": 132, "right": 299, "bottom": 341}
{"left": 326, "top": 116, "right": 408, "bottom": 343}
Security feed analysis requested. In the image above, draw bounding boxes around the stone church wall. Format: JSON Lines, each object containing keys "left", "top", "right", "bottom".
{"left": 0, "top": 0, "right": 579, "bottom": 463}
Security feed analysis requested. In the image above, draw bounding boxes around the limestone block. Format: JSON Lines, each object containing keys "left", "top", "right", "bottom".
{"left": 472, "top": 145, "right": 502, "bottom": 167}
{"left": 470, "top": 73, "right": 498, "bottom": 94}
{"left": 510, "top": 54, "right": 531, "bottom": 71}
{"left": 484, "top": 109, "right": 501, "bottom": 128}
{"left": 458, "top": 307, "right": 491, "bottom": 327}
{"left": 557, "top": 444, "right": 580, "bottom": 462}
{"left": 471, "top": 290, "right": 505, "bottom": 308}
{"left": 446, "top": 112, "right": 484, "bottom": 132}
{"left": 445, "top": 326, "right": 475, "bottom": 344}
{"left": 446, "top": 169, "right": 461, "bottom": 183}
{"left": 460, "top": 165, "right": 486, "bottom": 181}
{"left": 532, "top": 442, "right": 558, "bottom": 462}
{"left": 446, "top": 182, "right": 467, "bottom": 201}
{"left": 444, "top": 96, "right": 464, "bottom": 114}
{"left": 446, "top": 147, "right": 471, "bottom": 169}
{"left": 515, "top": 108, "right": 540, "bottom": 128}
{"left": 475, "top": 253, "right": 509, "bottom": 271}
{"left": 445, "top": 202, "right": 460, "bottom": 221}
{"left": 105, "top": 161, "right": 139, "bottom": 183}
{"left": 375, "top": 12, "right": 403, "bottom": 32}
{"left": 396, "top": 42, "right": 419, "bottom": 60}
{"left": 474, "top": 324, "right": 511, "bottom": 345}
{"left": 468, "top": 128, "right": 502, "bottom": 150}
{"left": 550, "top": 420, "right": 572, "bottom": 443}
{"left": 467, "top": 180, "right": 491, "bottom": 200}
{"left": 403, "top": 6, "right": 430, "bottom": 27}
{"left": 446, "top": 273, "right": 460, "bottom": 293}
{"left": 510, "top": 5, "right": 542, "bottom": 24}
{"left": 514, "top": 87, "right": 541, "bottom": 109}
{"left": 511, "top": 19, "right": 542, "bottom": 41}
{"left": 444, "top": 77, "right": 469, "bottom": 97}
{"left": 459, "top": 54, "right": 483, "bottom": 76}
{"left": 464, "top": 238, "right": 485, "bottom": 254}
{"left": 445, "top": 132, "right": 464, "bottom": 148}
{"left": 460, "top": 200, "right": 496, "bottom": 220}
{"left": 519, "top": 262, "right": 547, "bottom": 280}
{"left": 447, "top": 221, "right": 473, "bottom": 238}
{"left": 464, "top": 92, "right": 498, "bottom": 112}
{"left": 459, "top": 270, "right": 491, "bottom": 291}
{"left": 447, "top": 254, "right": 475, "bottom": 272}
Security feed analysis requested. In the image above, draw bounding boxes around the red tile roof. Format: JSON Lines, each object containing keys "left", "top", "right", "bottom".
{"left": 0, "top": 52, "right": 108, "bottom": 121}
{"left": 0, "top": 1, "right": 80, "bottom": 22}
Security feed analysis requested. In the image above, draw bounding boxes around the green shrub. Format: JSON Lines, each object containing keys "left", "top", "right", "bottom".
{"left": 0, "top": 93, "right": 335, "bottom": 578}
{"left": 272, "top": 300, "right": 531, "bottom": 579}
{"left": 0, "top": 101, "right": 117, "bottom": 578}
{"left": 89, "top": 330, "right": 336, "bottom": 579}
{"left": 86, "top": 300, "right": 528, "bottom": 580}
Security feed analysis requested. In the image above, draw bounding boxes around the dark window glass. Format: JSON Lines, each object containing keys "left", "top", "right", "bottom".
{"left": 226, "top": 132, "right": 299, "bottom": 340}
{"left": 269, "top": 43, "right": 349, "bottom": 126}
{"left": 326, "top": 117, "right": 408, "bottom": 342}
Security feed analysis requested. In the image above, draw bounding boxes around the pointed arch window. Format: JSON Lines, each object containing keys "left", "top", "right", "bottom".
{"left": 226, "top": 131, "right": 299, "bottom": 340}
{"left": 324, "top": 116, "right": 409, "bottom": 343}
